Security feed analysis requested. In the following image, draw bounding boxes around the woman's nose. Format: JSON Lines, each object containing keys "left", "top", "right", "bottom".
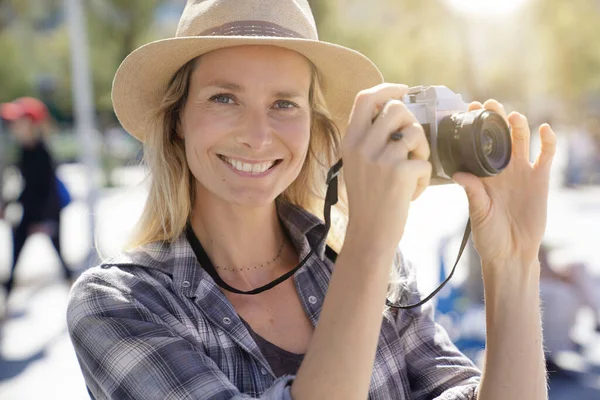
{"left": 235, "top": 109, "right": 273, "bottom": 150}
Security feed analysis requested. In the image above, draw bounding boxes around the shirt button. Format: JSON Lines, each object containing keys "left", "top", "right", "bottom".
{"left": 223, "top": 317, "right": 232, "bottom": 325}
{"left": 182, "top": 281, "right": 191, "bottom": 288}
{"left": 260, "top": 368, "right": 268, "bottom": 375}
{"left": 308, "top": 296, "right": 317, "bottom": 305}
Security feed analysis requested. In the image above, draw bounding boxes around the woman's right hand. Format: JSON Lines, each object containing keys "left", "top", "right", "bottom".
{"left": 342, "top": 83, "right": 431, "bottom": 253}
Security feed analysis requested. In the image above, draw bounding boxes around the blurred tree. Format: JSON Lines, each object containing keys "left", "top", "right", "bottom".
{"left": 0, "top": 0, "right": 23, "bottom": 33}
{"left": 315, "top": 1, "right": 465, "bottom": 94}
{"left": 86, "top": 0, "right": 162, "bottom": 113}
{"left": 0, "top": 34, "right": 31, "bottom": 102}
{"left": 307, "top": 0, "right": 329, "bottom": 29}
{"left": 534, "top": 0, "right": 600, "bottom": 115}
{"left": 88, "top": 0, "right": 162, "bottom": 65}
{"left": 0, "top": 0, "right": 162, "bottom": 113}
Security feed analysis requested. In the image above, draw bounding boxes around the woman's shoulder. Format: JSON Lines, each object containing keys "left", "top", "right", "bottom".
{"left": 66, "top": 252, "right": 186, "bottom": 335}
{"left": 67, "top": 263, "right": 153, "bottom": 310}
{"left": 68, "top": 242, "right": 178, "bottom": 302}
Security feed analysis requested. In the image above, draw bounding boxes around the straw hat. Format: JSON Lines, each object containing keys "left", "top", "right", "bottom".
{"left": 112, "top": 0, "right": 384, "bottom": 142}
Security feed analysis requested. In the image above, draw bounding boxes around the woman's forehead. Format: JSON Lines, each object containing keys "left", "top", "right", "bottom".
{"left": 190, "top": 46, "right": 313, "bottom": 90}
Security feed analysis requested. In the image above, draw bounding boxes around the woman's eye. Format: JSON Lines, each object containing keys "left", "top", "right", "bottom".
{"left": 210, "top": 94, "right": 234, "bottom": 104}
{"left": 274, "top": 100, "right": 297, "bottom": 109}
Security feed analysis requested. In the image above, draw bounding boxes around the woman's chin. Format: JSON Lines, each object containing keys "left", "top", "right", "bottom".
{"left": 222, "top": 189, "right": 281, "bottom": 208}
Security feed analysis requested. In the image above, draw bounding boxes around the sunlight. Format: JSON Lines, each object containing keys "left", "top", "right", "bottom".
{"left": 444, "top": 0, "right": 530, "bottom": 17}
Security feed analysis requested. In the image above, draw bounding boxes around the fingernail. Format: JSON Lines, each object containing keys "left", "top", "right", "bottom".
{"left": 509, "top": 113, "right": 523, "bottom": 125}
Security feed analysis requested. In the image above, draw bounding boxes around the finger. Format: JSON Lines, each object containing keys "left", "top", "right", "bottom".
{"left": 507, "top": 112, "right": 531, "bottom": 161}
{"left": 409, "top": 160, "right": 433, "bottom": 201}
{"left": 452, "top": 171, "right": 490, "bottom": 224}
{"left": 468, "top": 101, "right": 483, "bottom": 112}
{"left": 367, "top": 100, "right": 428, "bottom": 159}
{"left": 483, "top": 99, "right": 508, "bottom": 122}
{"left": 379, "top": 123, "right": 429, "bottom": 161}
{"left": 395, "top": 159, "right": 432, "bottom": 201}
{"left": 534, "top": 123, "right": 557, "bottom": 172}
{"left": 346, "top": 84, "right": 409, "bottom": 145}
{"left": 369, "top": 86, "right": 411, "bottom": 122}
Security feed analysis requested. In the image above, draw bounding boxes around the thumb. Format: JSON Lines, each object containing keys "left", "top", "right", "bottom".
{"left": 452, "top": 172, "right": 489, "bottom": 222}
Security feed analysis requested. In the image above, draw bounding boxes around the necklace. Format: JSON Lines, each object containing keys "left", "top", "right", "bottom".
{"left": 214, "top": 236, "right": 285, "bottom": 272}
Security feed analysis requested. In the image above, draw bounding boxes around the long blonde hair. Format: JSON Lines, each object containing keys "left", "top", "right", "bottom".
{"left": 126, "top": 55, "right": 349, "bottom": 253}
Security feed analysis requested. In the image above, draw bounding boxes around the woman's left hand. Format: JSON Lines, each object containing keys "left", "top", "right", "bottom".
{"left": 452, "top": 100, "right": 557, "bottom": 270}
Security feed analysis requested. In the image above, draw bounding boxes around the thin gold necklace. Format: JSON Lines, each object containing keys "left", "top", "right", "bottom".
{"left": 214, "top": 236, "right": 285, "bottom": 272}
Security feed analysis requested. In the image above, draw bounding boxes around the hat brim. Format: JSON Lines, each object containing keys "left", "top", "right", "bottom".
{"left": 112, "top": 36, "right": 384, "bottom": 142}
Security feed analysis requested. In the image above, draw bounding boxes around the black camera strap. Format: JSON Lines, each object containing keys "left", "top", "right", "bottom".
{"left": 187, "top": 159, "right": 471, "bottom": 310}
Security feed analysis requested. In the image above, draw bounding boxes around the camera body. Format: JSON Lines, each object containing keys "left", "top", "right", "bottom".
{"left": 402, "top": 85, "right": 511, "bottom": 185}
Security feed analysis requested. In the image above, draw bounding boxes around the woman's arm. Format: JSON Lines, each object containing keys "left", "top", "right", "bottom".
{"left": 478, "top": 258, "right": 546, "bottom": 400}
{"left": 291, "top": 232, "right": 399, "bottom": 400}
{"left": 453, "top": 101, "right": 557, "bottom": 400}
{"left": 292, "top": 83, "right": 432, "bottom": 400}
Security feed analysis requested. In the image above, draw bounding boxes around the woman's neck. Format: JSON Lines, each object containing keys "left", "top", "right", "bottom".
{"left": 190, "top": 191, "right": 295, "bottom": 289}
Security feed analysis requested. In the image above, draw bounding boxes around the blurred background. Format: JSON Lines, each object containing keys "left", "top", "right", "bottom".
{"left": 1, "top": 0, "right": 599, "bottom": 399}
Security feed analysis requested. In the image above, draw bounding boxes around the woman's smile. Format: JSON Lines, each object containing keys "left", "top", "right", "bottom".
{"left": 217, "top": 154, "right": 283, "bottom": 177}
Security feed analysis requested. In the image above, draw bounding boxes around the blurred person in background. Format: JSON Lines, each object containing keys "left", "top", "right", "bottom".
{"left": 587, "top": 117, "right": 600, "bottom": 184}
{"left": 539, "top": 244, "right": 600, "bottom": 372}
{"left": 0, "top": 97, "right": 74, "bottom": 317}
{"left": 564, "top": 117, "right": 600, "bottom": 187}
{"left": 67, "top": 1, "right": 556, "bottom": 399}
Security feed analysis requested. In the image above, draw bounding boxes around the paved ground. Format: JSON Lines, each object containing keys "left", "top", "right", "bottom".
{"left": 0, "top": 154, "right": 599, "bottom": 399}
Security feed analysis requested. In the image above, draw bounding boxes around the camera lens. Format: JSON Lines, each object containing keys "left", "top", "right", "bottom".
{"left": 437, "top": 109, "right": 511, "bottom": 177}
{"left": 482, "top": 130, "right": 494, "bottom": 157}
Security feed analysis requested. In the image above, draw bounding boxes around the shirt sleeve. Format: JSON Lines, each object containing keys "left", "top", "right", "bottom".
{"left": 393, "top": 251, "right": 481, "bottom": 400}
{"left": 66, "top": 270, "right": 295, "bottom": 400}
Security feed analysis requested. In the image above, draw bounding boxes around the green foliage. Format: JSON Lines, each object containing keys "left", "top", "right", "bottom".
{"left": 0, "top": 31, "right": 32, "bottom": 102}
{"left": 0, "top": 0, "right": 162, "bottom": 117}
{"left": 534, "top": 0, "right": 600, "bottom": 109}
{"left": 87, "top": 0, "right": 163, "bottom": 114}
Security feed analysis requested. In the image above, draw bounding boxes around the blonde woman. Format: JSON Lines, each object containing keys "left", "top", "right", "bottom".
{"left": 67, "top": 1, "right": 556, "bottom": 399}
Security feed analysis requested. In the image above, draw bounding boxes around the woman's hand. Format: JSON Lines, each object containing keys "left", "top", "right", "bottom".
{"left": 343, "top": 83, "right": 431, "bottom": 253}
{"left": 452, "top": 100, "right": 557, "bottom": 270}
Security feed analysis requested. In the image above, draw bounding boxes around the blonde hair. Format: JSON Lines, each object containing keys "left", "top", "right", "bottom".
{"left": 126, "top": 55, "right": 349, "bottom": 253}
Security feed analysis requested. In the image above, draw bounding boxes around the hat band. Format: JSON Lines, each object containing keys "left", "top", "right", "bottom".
{"left": 198, "top": 20, "right": 306, "bottom": 39}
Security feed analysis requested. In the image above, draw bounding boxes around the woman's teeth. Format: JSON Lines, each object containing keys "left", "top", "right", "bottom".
{"left": 220, "top": 156, "right": 277, "bottom": 174}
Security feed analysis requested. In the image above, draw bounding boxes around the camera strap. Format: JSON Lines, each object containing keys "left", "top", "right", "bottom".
{"left": 186, "top": 159, "right": 470, "bottom": 310}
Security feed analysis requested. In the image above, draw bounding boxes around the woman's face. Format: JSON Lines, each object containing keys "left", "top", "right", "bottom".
{"left": 180, "top": 45, "right": 312, "bottom": 207}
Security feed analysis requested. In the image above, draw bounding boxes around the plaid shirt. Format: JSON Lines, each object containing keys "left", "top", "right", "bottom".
{"left": 67, "top": 201, "right": 480, "bottom": 399}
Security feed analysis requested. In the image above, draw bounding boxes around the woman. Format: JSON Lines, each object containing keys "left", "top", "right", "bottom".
{"left": 67, "top": 1, "right": 556, "bottom": 399}
{"left": 1, "top": 97, "right": 73, "bottom": 305}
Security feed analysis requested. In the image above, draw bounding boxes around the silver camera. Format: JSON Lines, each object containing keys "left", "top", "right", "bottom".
{"left": 403, "top": 86, "right": 512, "bottom": 185}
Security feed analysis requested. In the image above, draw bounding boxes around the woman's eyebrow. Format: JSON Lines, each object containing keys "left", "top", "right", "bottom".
{"left": 273, "top": 90, "right": 305, "bottom": 99}
{"left": 203, "top": 80, "right": 243, "bottom": 92}
{"left": 202, "top": 80, "right": 306, "bottom": 99}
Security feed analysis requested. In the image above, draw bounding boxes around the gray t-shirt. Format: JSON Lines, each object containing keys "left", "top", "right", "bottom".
{"left": 241, "top": 318, "right": 304, "bottom": 378}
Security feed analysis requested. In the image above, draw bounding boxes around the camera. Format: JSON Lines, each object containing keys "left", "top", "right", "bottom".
{"left": 402, "top": 85, "right": 512, "bottom": 185}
